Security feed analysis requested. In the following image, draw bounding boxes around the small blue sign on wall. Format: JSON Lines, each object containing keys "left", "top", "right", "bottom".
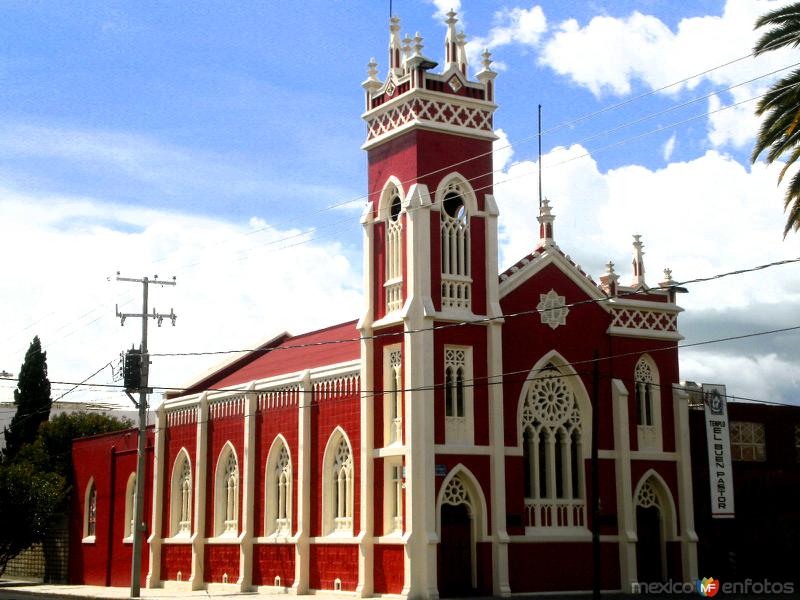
{"left": 435, "top": 464, "right": 447, "bottom": 477}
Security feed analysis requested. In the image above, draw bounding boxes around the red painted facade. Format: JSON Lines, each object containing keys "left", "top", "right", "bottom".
{"left": 69, "top": 11, "right": 697, "bottom": 597}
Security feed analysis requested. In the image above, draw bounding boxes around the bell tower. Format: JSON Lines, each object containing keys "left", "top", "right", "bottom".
{"left": 358, "top": 12, "right": 509, "bottom": 600}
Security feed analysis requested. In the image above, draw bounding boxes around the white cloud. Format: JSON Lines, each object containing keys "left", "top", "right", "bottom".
{"left": 427, "top": 0, "right": 462, "bottom": 20}
{"left": 0, "top": 187, "right": 362, "bottom": 406}
{"left": 538, "top": 0, "right": 795, "bottom": 148}
{"left": 493, "top": 128, "right": 514, "bottom": 172}
{"left": 662, "top": 133, "right": 677, "bottom": 162}
{"left": 468, "top": 5, "right": 547, "bottom": 66}
{"left": 494, "top": 142, "right": 800, "bottom": 402}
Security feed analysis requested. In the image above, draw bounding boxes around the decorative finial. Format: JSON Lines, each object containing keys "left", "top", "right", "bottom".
{"left": 402, "top": 33, "right": 412, "bottom": 64}
{"left": 367, "top": 58, "right": 378, "bottom": 81}
{"left": 631, "top": 234, "right": 647, "bottom": 288}
{"left": 481, "top": 48, "right": 493, "bottom": 71}
{"left": 537, "top": 197, "right": 555, "bottom": 246}
{"left": 663, "top": 267, "right": 673, "bottom": 282}
{"left": 600, "top": 260, "right": 620, "bottom": 296}
{"left": 413, "top": 31, "right": 424, "bottom": 57}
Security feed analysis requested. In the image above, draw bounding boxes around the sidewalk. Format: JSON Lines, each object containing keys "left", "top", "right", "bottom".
{"left": 0, "top": 580, "right": 288, "bottom": 600}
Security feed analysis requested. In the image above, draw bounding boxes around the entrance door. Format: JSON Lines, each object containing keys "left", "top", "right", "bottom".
{"left": 439, "top": 503, "right": 474, "bottom": 597}
{"left": 636, "top": 505, "right": 663, "bottom": 582}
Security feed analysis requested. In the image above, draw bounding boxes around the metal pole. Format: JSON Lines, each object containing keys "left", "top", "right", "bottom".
{"left": 130, "top": 278, "right": 148, "bottom": 598}
{"left": 591, "top": 350, "right": 601, "bottom": 600}
{"left": 538, "top": 104, "right": 543, "bottom": 209}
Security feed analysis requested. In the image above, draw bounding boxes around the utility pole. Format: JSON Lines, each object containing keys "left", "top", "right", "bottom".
{"left": 116, "top": 273, "right": 176, "bottom": 599}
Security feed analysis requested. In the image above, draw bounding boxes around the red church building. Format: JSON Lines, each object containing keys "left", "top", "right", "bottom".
{"left": 70, "top": 11, "right": 699, "bottom": 597}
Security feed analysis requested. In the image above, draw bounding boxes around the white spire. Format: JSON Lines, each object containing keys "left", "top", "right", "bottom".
{"left": 631, "top": 234, "right": 647, "bottom": 288}
{"left": 537, "top": 197, "right": 555, "bottom": 246}
{"left": 389, "top": 16, "right": 402, "bottom": 74}
{"left": 362, "top": 57, "right": 381, "bottom": 94}
{"left": 444, "top": 9, "right": 459, "bottom": 71}
{"left": 456, "top": 31, "right": 468, "bottom": 75}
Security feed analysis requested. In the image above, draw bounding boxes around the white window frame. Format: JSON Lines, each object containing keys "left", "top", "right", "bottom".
{"left": 634, "top": 355, "right": 662, "bottom": 452}
{"left": 383, "top": 345, "right": 403, "bottom": 447}
{"left": 82, "top": 478, "right": 97, "bottom": 543}
{"left": 383, "top": 457, "right": 404, "bottom": 535}
{"left": 520, "top": 362, "right": 587, "bottom": 531}
{"left": 322, "top": 428, "right": 354, "bottom": 536}
{"left": 380, "top": 179, "right": 405, "bottom": 315}
{"left": 214, "top": 443, "right": 239, "bottom": 538}
{"left": 169, "top": 450, "right": 192, "bottom": 538}
{"left": 437, "top": 176, "right": 475, "bottom": 312}
{"left": 123, "top": 472, "right": 136, "bottom": 543}
{"left": 265, "top": 436, "right": 293, "bottom": 537}
{"left": 730, "top": 421, "right": 766, "bottom": 462}
{"left": 444, "top": 345, "right": 473, "bottom": 445}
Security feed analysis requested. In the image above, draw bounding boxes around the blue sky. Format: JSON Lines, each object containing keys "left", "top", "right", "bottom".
{"left": 0, "top": 0, "right": 798, "bottom": 407}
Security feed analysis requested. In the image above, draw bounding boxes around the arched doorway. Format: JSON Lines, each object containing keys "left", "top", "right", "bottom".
{"left": 437, "top": 472, "right": 484, "bottom": 597}
{"left": 635, "top": 478, "right": 666, "bottom": 582}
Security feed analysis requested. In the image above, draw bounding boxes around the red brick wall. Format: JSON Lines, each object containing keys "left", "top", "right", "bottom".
{"left": 252, "top": 544, "right": 295, "bottom": 587}
{"left": 203, "top": 544, "right": 239, "bottom": 583}
{"left": 309, "top": 544, "right": 359, "bottom": 591}
{"left": 161, "top": 544, "right": 191, "bottom": 581}
{"left": 373, "top": 544, "right": 404, "bottom": 594}
{"left": 162, "top": 421, "right": 196, "bottom": 538}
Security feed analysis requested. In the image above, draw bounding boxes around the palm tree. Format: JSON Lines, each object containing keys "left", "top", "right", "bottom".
{"left": 752, "top": 2, "right": 800, "bottom": 236}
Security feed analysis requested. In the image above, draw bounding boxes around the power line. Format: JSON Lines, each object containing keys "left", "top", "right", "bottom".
{"left": 2, "top": 323, "right": 798, "bottom": 403}
{"left": 148, "top": 257, "right": 800, "bottom": 358}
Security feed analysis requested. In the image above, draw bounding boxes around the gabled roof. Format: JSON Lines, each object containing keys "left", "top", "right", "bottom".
{"left": 498, "top": 243, "right": 608, "bottom": 306}
{"left": 172, "top": 320, "right": 360, "bottom": 397}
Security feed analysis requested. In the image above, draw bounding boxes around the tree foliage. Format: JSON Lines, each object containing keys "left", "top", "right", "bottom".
{"left": 752, "top": 2, "right": 800, "bottom": 236}
{"left": 3, "top": 336, "right": 51, "bottom": 460}
{"left": 0, "top": 461, "right": 65, "bottom": 577}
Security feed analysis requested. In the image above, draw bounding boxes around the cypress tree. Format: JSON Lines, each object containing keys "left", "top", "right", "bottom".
{"left": 3, "top": 336, "right": 52, "bottom": 460}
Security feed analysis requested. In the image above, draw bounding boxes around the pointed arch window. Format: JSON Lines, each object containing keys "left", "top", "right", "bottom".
{"left": 444, "top": 347, "right": 473, "bottom": 444}
{"left": 123, "top": 473, "right": 136, "bottom": 541}
{"left": 170, "top": 452, "right": 192, "bottom": 537}
{"left": 440, "top": 180, "right": 471, "bottom": 311}
{"left": 83, "top": 479, "right": 97, "bottom": 542}
{"left": 266, "top": 439, "right": 292, "bottom": 536}
{"left": 384, "top": 187, "right": 404, "bottom": 314}
{"left": 521, "top": 363, "right": 586, "bottom": 529}
{"left": 634, "top": 356, "right": 662, "bottom": 451}
{"left": 214, "top": 445, "right": 239, "bottom": 537}
{"left": 324, "top": 431, "right": 354, "bottom": 535}
{"left": 385, "top": 347, "right": 403, "bottom": 445}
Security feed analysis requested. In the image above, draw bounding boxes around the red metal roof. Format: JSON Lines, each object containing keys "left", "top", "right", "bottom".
{"left": 179, "top": 320, "right": 360, "bottom": 395}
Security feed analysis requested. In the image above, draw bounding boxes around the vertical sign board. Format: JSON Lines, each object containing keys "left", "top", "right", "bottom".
{"left": 702, "top": 384, "right": 735, "bottom": 518}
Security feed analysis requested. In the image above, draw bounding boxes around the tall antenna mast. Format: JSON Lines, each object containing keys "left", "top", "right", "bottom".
{"left": 538, "top": 104, "right": 543, "bottom": 209}
{"left": 389, "top": 0, "right": 393, "bottom": 18}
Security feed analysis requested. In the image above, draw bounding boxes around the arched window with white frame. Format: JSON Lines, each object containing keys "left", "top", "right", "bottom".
{"left": 381, "top": 181, "right": 404, "bottom": 314}
{"left": 439, "top": 178, "right": 472, "bottom": 311}
{"left": 384, "top": 346, "right": 403, "bottom": 445}
{"left": 444, "top": 346, "right": 473, "bottom": 444}
{"left": 323, "top": 429, "right": 354, "bottom": 535}
{"left": 123, "top": 473, "right": 136, "bottom": 541}
{"left": 634, "top": 355, "right": 662, "bottom": 451}
{"left": 265, "top": 437, "right": 292, "bottom": 536}
{"left": 214, "top": 443, "right": 239, "bottom": 537}
{"left": 83, "top": 478, "right": 97, "bottom": 542}
{"left": 169, "top": 450, "right": 192, "bottom": 537}
{"left": 520, "top": 361, "right": 587, "bottom": 530}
